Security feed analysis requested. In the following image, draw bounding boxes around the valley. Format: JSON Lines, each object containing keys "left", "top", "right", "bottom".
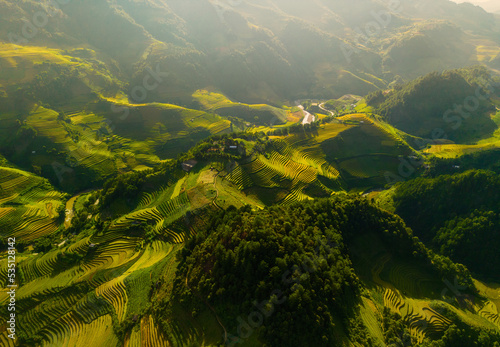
{"left": 1, "top": 0, "right": 500, "bottom": 346}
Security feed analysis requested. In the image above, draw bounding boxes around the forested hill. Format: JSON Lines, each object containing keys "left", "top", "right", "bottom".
{"left": 382, "top": 169, "right": 500, "bottom": 282}
{"left": 368, "top": 67, "right": 499, "bottom": 142}
{"left": 169, "top": 197, "right": 499, "bottom": 346}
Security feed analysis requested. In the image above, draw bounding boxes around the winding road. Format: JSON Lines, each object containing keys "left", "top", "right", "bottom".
{"left": 319, "top": 103, "right": 335, "bottom": 116}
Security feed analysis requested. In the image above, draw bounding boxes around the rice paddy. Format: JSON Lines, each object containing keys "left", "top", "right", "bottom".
{"left": 0, "top": 166, "right": 66, "bottom": 241}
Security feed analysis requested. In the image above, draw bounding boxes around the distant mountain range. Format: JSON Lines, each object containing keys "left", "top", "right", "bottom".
{"left": 1, "top": 0, "right": 500, "bottom": 105}
{"left": 450, "top": 0, "right": 500, "bottom": 14}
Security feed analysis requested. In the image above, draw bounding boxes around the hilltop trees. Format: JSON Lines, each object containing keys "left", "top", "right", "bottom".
{"left": 172, "top": 196, "right": 474, "bottom": 346}
{"left": 391, "top": 169, "right": 500, "bottom": 280}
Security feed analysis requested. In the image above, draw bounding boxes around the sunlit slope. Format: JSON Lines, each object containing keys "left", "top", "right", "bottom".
{"left": 0, "top": 166, "right": 66, "bottom": 241}
{"left": 96, "top": 116, "right": 415, "bottom": 242}
{"left": 0, "top": 233, "right": 186, "bottom": 345}
{"left": 218, "top": 115, "right": 415, "bottom": 206}
{"left": 423, "top": 109, "right": 500, "bottom": 158}
{"left": 1, "top": 164, "right": 499, "bottom": 346}
{"left": 96, "top": 99, "right": 232, "bottom": 159}
{"left": 264, "top": 114, "right": 415, "bottom": 189}
{"left": 192, "top": 89, "right": 288, "bottom": 126}
{"left": 0, "top": 44, "right": 235, "bottom": 191}
{"left": 0, "top": 104, "right": 156, "bottom": 192}
{"left": 0, "top": 178, "right": 220, "bottom": 346}
{"left": 0, "top": 43, "right": 121, "bottom": 110}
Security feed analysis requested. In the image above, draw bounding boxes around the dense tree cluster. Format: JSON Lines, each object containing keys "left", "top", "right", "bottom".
{"left": 173, "top": 196, "right": 474, "bottom": 346}
{"left": 392, "top": 169, "right": 500, "bottom": 280}
{"left": 175, "top": 201, "right": 358, "bottom": 346}
{"left": 426, "top": 148, "right": 500, "bottom": 177}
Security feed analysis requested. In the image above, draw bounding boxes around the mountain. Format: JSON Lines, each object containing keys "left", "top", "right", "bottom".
{"left": 450, "top": 0, "right": 500, "bottom": 14}
{"left": 2, "top": 0, "right": 500, "bottom": 346}
{"left": 368, "top": 66, "right": 499, "bottom": 143}
{"left": 1, "top": 0, "right": 500, "bottom": 105}
{"left": 2, "top": 0, "right": 500, "bottom": 191}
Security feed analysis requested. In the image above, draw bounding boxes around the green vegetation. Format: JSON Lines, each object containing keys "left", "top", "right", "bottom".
{"left": 193, "top": 90, "right": 288, "bottom": 126}
{"left": 175, "top": 201, "right": 359, "bottom": 346}
{"left": 173, "top": 196, "right": 498, "bottom": 346}
{"left": 386, "top": 170, "right": 500, "bottom": 281}
{"left": 369, "top": 67, "right": 499, "bottom": 142}
{"left": 0, "top": 166, "right": 66, "bottom": 243}
{"left": 2, "top": 0, "right": 500, "bottom": 345}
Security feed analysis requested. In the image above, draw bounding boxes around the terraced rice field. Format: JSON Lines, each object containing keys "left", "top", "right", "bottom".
{"left": 225, "top": 165, "right": 254, "bottom": 190}
{"left": 224, "top": 152, "right": 327, "bottom": 206}
{"left": 41, "top": 313, "right": 119, "bottom": 347}
{"left": 224, "top": 114, "right": 411, "bottom": 204}
{"left": 350, "top": 240, "right": 461, "bottom": 344}
{"left": 225, "top": 119, "right": 386, "bottom": 204}
{"left": 0, "top": 213, "right": 180, "bottom": 346}
{"left": 0, "top": 43, "right": 74, "bottom": 86}
{"left": 111, "top": 188, "right": 191, "bottom": 243}
{"left": 476, "top": 45, "right": 500, "bottom": 63}
{"left": 96, "top": 278, "right": 128, "bottom": 321}
{"left": 424, "top": 142, "right": 500, "bottom": 158}
{"left": 381, "top": 276, "right": 452, "bottom": 342}
{"left": 0, "top": 167, "right": 65, "bottom": 241}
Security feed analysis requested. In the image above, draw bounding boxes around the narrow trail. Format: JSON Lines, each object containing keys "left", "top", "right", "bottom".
{"left": 212, "top": 169, "right": 222, "bottom": 209}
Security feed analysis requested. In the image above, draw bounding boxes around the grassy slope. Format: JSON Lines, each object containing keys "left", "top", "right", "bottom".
{"left": 192, "top": 89, "right": 288, "bottom": 126}
{"left": 424, "top": 108, "right": 500, "bottom": 158}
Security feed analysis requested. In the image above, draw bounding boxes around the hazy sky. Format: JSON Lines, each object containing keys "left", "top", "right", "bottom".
{"left": 449, "top": 0, "right": 500, "bottom": 13}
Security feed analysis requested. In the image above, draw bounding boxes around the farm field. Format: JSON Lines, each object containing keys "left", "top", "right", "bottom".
{"left": 0, "top": 116, "right": 421, "bottom": 344}
{"left": 476, "top": 45, "right": 500, "bottom": 63}
{"left": 1, "top": 103, "right": 498, "bottom": 345}
{"left": 0, "top": 100, "right": 233, "bottom": 191}
{"left": 0, "top": 214, "right": 185, "bottom": 345}
{"left": 424, "top": 126, "right": 500, "bottom": 158}
{"left": 0, "top": 166, "right": 66, "bottom": 241}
